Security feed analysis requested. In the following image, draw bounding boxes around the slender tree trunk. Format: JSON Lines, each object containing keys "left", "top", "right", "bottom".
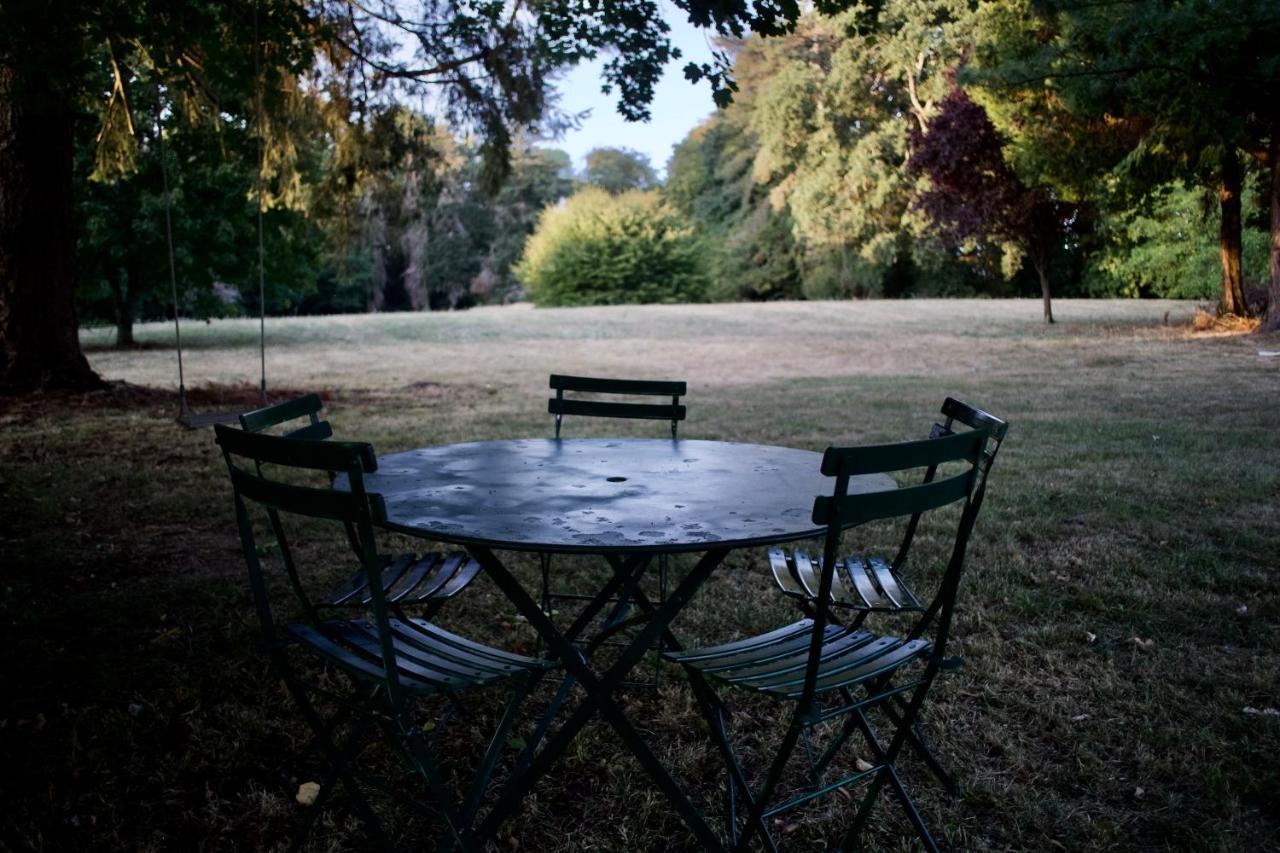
{"left": 0, "top": 63, "right": 100, "bottom": 391}
{"left": 108, "top": 265, "right": 135, "bottom": 346}
{"left": 366, "top": 209, "right": 386, "bottom": 312}
{"left": 1031, "top": 244, "right": 1054, "bottom": 324}
{"left": 1264, "top": 133, "right": 1280, "bottom": 332}
{"left": 1218, "top": 148, "right": 1248, "bottom": 317}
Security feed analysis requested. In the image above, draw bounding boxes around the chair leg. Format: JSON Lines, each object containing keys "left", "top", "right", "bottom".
{"left": 732, "top": 713, "right": 806, "bottom": 853}
{"left": 277, "top": 665, "right": 394, "bottom": 851}
{"left": 851, "top": 708, "right": 938, "bottom": 852}
{"left": 398, "top": 715, "right": 474, "bottom": 852}
{"left": 683, "top": 671, "right": 765, "bottom": 850}
{"left": 458, "top": 675, "right": 536, "bottom": 832}
{"left": 839, "top": 677, "right": 938, "bottom": 853}
{"left": 885, "top": 695, "right": 960, "bottom": 795}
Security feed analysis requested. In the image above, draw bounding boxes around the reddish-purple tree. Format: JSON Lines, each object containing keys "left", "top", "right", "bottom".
{"left": 907, "top": 89, "right": 1073, "bottom": 323}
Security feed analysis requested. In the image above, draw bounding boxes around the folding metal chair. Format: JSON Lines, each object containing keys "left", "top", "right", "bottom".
{"left": 542, "top": 375, "right": 687, "bottom": 669}
{"left": 213, "top": 424, "right": 555, "bottom": 850}
{"left": 766, "top": 398, "right": 1008, "bottom": 794}
{"left": 238, "top": 394, "right": 480, "bottom": 621}
{"left": 667, "top": 428, "right": 996, "bottom": 851}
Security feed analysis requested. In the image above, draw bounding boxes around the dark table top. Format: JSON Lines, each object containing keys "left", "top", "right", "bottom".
{"left": 357, "top": 438, "right": 894, "bottom": 554}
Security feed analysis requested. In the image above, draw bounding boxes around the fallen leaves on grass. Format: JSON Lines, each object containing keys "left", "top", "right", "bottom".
{"left": 1192, "top": 310, "right": 1260, "bottom": 333}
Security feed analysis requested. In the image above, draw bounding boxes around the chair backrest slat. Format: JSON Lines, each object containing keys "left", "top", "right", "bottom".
{"left": 216, "top": 423, "right": 377, "bottom": 473}
{"left": 549, "top": 375, "right": 686, "bottom": 396}
{"left": 820, "top": 430, "right": 985, "bottom": 477}
{"left": 228, "top": 463, "right": 386, "bottom": 522}
{"left": 941, "top": 396, "right": 1008, "bottom": 441}
{"left": 549, "top": 398, "right": 687, "bottom": 422}
{"left": 240, "top": 393, "right": 325, "bottom": 433}
{"left": 282, "top": 420, "right": 334, "bottom": 442}
{"left": 814, "top": 469, "right": 975, "bottom": 526}
{"left": 548, "top": 374, "right": 687, "bottom": 438}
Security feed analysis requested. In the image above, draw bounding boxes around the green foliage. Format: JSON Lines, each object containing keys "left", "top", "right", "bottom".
{"left": 76, "top": 67, "right": 320, "bottom": 337}
{"left": 666, "top": 117, "right": 803, "bottom": 301}
{"left": 667, "top": 1, "right": 986, "bottom": 300}
{"left": 516, "top": 188, "right": 708, "bottom": 306}
{"left": 583, "top": 147, "right": 657, "bottom": 194}
{"left": 1085, "top": 181, "right": 1270, "bottom": 299}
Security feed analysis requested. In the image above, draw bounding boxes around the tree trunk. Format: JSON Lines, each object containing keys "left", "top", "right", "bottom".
{"left": 108, "top": 265, "right": 134, "bottom": 347}
{"left": 0, "top": 63, "right": 101, "bottom": 391}
{"left": 1264, "top": 133, "right": 1280, "bottom": 332}
{"left": 1031, "top": 244, "right": 1054, "bottom": 324}
{"left": 1218, "top": 148, "right": 1248, "bottom": 317}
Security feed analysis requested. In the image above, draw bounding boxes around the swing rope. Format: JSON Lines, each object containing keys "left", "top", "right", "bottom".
{"left": 253, "top": 0, "right": 267, "bottom": 405}
{"left": 159, "top": 1, "right": 269, "bottom": 426}
{"left": 156, "top": 80, "right": 188, "bottom": 418}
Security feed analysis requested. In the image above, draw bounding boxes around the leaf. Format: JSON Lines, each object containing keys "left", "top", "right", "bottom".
{"left": 295, "top": 781, "right": 321, "bottom": 807}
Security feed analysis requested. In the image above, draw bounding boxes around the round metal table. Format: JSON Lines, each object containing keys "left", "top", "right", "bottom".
{"left": 354, "top": 438, "right": 895, "bottom": 851}
{"left": 361, "top": 438, "right": 893, "bottom": 553}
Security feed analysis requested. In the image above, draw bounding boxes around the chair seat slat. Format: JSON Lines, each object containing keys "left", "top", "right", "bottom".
{"left": 769, "top": 549, "right": 806, "bottom": 597}
{"left": 845, "top": 557, "right": 888, "bottom": 608}
{"left": 328, "top": 553, "right": 412, "bottom": 606}
{"left": 382, "top": 554, "right": 441, "bottom": 603}
{"left": 793, "top": 551, "right": 820, "bottom": 598}
{"left": 332, "top": 622, "right": 478, "bottom": 690}
{"left": 379, "top": 620, "right": 525, "bottom": 679}
{"left": 822, "top": 556, "right": 860, "bottom": 606}
{"left": 667, "top": 619, "right": 816, "bottom": 664}
{"left": 428, "top": 553, "right": 480, "bottom": 600}
{"left": 390, "top": 618, "right": 553, "bottom": 669}
{"left": 870, "top": 557, "right": 911, "bottom": 608}
{"left": 713, "top": 628, "right": 877, "bottom": 685}
{"left": 798, "top": 638, "right": 931, "bottom": 698}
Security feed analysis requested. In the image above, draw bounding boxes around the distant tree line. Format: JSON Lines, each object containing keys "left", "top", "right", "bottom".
{"left": 73, "top": 0, "right": 1280, "bottom": 331}
{"left": 648, "top": 0, "right": 1277, "bottom": 324}
{"left": 5, "top": 0, "right": 1278, "bottom": 390}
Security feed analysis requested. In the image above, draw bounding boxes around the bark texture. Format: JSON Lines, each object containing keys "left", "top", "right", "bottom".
{"left": 1218, "top": 149, "right": 1248, "bottom": 317}
{"left": 0, "top": 63, "right": 100, "bottom": 391}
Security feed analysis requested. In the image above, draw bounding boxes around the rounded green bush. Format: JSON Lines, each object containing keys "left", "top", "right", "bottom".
{"left": 516, "top": 187, "right": 708, "bottom": 306}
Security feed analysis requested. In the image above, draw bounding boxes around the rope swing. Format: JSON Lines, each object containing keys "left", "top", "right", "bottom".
{"left": 162, "top": 4, "right": 269, "bottom": 429}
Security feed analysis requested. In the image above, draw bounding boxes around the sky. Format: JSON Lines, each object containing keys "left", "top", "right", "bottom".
{"left": 540, "top": 3, "right": 721, "bottom": 178}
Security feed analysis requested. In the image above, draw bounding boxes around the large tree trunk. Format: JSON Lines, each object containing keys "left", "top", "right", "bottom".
{"left": 0, "top": 64, "right": 100, "bottom": 391}
{"left": 1264, "top": 133, "right": 1280, "bottom": 332}
{"left": 1218, "top": 148, "right": 1248, "bottom": 317}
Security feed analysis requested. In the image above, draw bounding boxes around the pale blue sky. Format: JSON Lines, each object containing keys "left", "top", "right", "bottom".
{"left": 542, "top": 3, "right": 720, "bottom": 178}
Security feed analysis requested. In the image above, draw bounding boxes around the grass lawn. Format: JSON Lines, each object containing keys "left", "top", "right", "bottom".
{"left": 2, "top": 298, "right": 1278, "bottom": 851}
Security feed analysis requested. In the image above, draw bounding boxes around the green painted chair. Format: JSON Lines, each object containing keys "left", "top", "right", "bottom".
{"left": 214, "top": 424, "right": 555, "bottom": 850}
{"left": 666, "top": 428, "right": 996, "bottom": 852}
{"left": 765, "top": 397, "right": 1007, "bottom": 793}
{"left": 238, "top": 394, "right": 480, "bottom": 618}
{"left": 543, "top": 375, "right": 687, "bottom": 669}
